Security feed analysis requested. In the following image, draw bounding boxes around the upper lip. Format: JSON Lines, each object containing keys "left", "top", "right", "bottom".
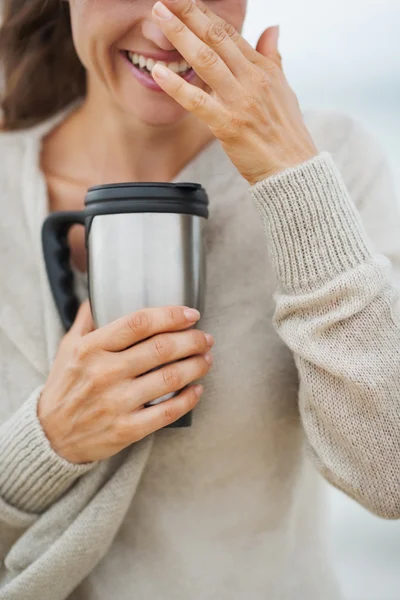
{"left": 124, "top": 49, "right": 184, "bottom": 63}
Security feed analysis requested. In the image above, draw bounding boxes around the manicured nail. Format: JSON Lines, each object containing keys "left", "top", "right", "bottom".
{"left": 204, "top": 352, "right": 213, "bottom": 365}
{"left": 152, "top": 63, "right": 170, "bottom": 80}
{"left": 205, "top": 334, "right": 214, "bottom": 348}
{"left": 153, "top": 1, "right": 173, "bottom": 19}
{"left": 184, "top": 308, "right": 201, "bottom": 322}
{"left": 194, "top": 384, "right": 203, "bottom": 398}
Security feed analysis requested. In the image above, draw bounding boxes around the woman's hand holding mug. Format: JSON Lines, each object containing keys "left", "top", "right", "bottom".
{"left": 38, "top": 302, "right": 214, "bottom": 465}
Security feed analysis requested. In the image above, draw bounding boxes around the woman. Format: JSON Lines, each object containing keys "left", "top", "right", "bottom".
{"left": 0, "top": 0, "right": 399, "bottom": 598}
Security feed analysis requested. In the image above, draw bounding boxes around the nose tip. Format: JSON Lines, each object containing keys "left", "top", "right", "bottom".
{"left": 142, "top": 20, "right": 175, "bottom": 51}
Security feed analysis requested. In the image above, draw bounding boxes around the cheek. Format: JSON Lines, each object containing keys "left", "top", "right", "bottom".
{"left": 68, "top": 1, "right": 96, "bottom": 65}
{"left": 69, "top": 1, "right": 129, "bottom": 68}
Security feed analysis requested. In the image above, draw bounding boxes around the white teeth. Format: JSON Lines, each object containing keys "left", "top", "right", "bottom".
{"left": 168, "top": 61, "right": 180, "bottom": 73}
{"left": 146, "top": 58, "right": 155, "bottom": 71}
{"left": 127, "top": 52, "right": 191, "bottom": 74}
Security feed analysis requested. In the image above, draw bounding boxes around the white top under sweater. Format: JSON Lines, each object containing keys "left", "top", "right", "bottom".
{"left": 0, "top": 106, "right": 399, "bottom": 600}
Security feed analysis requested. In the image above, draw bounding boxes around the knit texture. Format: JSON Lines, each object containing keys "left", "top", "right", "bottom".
{"left": 0, "top": 387, "right": 94, "bottom": 513}
{"left": 251, "top": 151, "right": 373, "bottom": 293}
{"left": 0, "top": 106, "right": 399, "bottom": 600}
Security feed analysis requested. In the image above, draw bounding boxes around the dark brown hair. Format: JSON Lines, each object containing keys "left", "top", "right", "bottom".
{"left": 0, "top": 0, "right": 86, "bottom": 130}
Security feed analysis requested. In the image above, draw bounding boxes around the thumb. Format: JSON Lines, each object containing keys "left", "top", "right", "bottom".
{"left": 70, "top": 300, "right": 95, "bottom": 337}
{"left": 256, "top": 25, "right": 282, "bottom": 69}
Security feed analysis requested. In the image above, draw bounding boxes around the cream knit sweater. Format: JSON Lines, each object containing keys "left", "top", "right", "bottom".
{"left": 0, "top": 107, "right": 399, "bottom": 600}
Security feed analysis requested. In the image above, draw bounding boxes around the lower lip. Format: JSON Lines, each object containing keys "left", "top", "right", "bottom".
{"left": 122, "top": 52, "right": 197, "bottom": 92}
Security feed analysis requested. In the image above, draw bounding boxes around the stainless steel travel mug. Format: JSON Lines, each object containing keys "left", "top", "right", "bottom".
{"left": 42, "top": 182, "right": 209, "bottom": 427}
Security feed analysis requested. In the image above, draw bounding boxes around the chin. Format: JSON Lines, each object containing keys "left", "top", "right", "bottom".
{"left": 123, "top": 97, "right": 189, "bottom": 127}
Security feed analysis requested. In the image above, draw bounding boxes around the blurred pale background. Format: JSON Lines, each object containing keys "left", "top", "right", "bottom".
{"left": 243, "top": 1, "right": 400, "bottom": 599}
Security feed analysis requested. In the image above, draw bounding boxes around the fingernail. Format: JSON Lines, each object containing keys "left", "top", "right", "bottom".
{"left": 184, "top": 308, "right": 201, "bottom": 322}
{"left": 205, "top": 334, "right": 214, "bottom": 348}
{"left": 153, "top": 1, "right": 173, "bottom": 19}
{"left": 152, "top": 63, "right": 170, "bottom": 80}
{"left": 194, "top": 384, "right": 203, "bottom": 398}
{"left": 204, "top": 352, "right": 213, "bottom": 365}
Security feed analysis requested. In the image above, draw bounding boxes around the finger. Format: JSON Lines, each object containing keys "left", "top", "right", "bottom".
{"left": 152, "top": 1, "right": 240, "bottom": 102}
{"left": 70, "top": 301, "right": 95, "bottom": 337}
{"left": 185, "top": 0, "right": 266, "bottom": 68}
{"left": 88, "top": 306, "right": 201, "bottom": 352}
{"left": 159, "top": 0, "right": 251, "bottom": 81}
{"left": 255, "top": 27, "right": 283, "bottom": 70}
{"left": 151, "top": 64, "right": 228, "bottom": 128}
{"left": 123, "top": 384, "right": 204, "bottom": 439}
{"left": 121, "top": 329, "right": 214, "bottom": 378}
{"left": 132, "top": 353, "right": 212, "bottom": 408}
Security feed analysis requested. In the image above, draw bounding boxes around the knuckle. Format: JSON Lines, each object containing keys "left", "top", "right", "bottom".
{"left": 173, "top": 19, "right": 186, "bottom": 35}
{"left": 258, "top": 71, "right": 272, "bottom": 88}
{"left": 163, "top": 404, "right": 178, "bottom": 425}
{"left": 243, "top": 91, "right": 260, "bottom": 112}
{"left": 76, "top": 339, "right": 93, "bottom": 362}
{"left": 162, "top": 364, "right": 181, "bottom": 390}
{"left": 191, "top": 330, "right": 208, "bottom": 353}
{"left": 190, "top": 89, "right": 207, "bottom": 111}
{"left": 165, "top": 306, "right": 181, "bottom": 326}
{"left": 180, "top": 0, "right": 196, "bottom": 19}
{"left": 153, "top": 334, "right": 173, "bottom": 361}
{"left": 263, "top": 58, "right": 280, "bottom": 75}
{"left": 275, "top": 51, "right": 283, "bottom": 67}
{"left": 225, "top": 113, "right": 245, "bottom": 139}
{"left": 223, "top": 21, "right": 239, "bottom": 41}
{"left": 127, "top": 310, "right": 149, "bottom": 336}
{"left": 204, "top": 22, "right": 227, "bottom": 46}
{"left": 197, "top": 45, "right": 219, "bottom": 68}
{"left": 197, "top": 1, "right": 208, "bottom": 15}
{"left": 86, "top": 363, "right": 111, "bottom": 392}
{"left": 92, "top": 400, "right": 115, "bottom": 426}
{"left": 115, "top": 418, "right": 136, "bottom": 444}
{"left": 64, "top": 356, "right": 82, "bottom": 382}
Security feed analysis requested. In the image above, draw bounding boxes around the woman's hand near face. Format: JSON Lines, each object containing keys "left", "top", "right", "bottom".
{"left": 151, "top": 0, "right": 318, "bottom": 185}
{"left": 38, "top": 302, "right": 213, "bottom": 465}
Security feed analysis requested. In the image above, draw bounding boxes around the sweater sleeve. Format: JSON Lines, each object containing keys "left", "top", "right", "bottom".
{"left": 250, "top": 123, "right": 400, "bottom": 519}
{"left": 0, "top": 386, "right": 153, "bottom": 599}
{"left": 0, "top": 386, "right": 94, "bottom": 515}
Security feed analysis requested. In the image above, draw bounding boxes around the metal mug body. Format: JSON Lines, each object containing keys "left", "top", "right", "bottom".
{"left": 88, "top": 212, "right": 206, "bottom": 325}
{"left": 88, "top": 212, "right": 207, "bottom": 406}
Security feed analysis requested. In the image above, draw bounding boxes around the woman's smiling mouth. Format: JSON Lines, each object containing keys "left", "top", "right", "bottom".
{"left": 126, "top": 51, "right": 192, "bottom": 76}
{"left": 121, "top": 50, "right": 196, "bottom": 91}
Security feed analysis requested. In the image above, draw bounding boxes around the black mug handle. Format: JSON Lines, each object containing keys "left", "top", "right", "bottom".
{"left": 42, "top": 211, "right": 85, "bottom": 332}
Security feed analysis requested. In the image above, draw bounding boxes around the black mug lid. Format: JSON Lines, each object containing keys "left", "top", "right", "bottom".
{"left": 85, "top": 182, "right": 209, "bottom": 219}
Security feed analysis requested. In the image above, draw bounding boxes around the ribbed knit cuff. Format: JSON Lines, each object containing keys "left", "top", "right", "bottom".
{"left": 0, "top": 387, "right": 95, "bottom": 514}
{"left": 250, "top": 152, "right": 373, "bottom": 294}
